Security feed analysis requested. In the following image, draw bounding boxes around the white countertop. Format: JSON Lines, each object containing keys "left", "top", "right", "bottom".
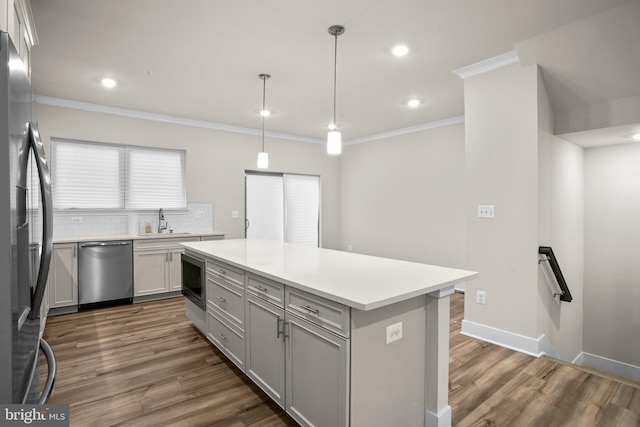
{"left": 53, "top": 231, "right": 226, "bottom": 244}
{"left": 181, "top": 239, "right": 478, "bottom": 311}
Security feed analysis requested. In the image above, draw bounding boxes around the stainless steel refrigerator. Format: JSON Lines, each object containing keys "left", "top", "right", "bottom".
{"left": 0, "top": 31, "right": 56, "bottom": 404}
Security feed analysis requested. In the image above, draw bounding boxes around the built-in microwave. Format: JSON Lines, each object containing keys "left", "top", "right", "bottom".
{"left": 182, "top": 253, "right": 205, "bottom": 310}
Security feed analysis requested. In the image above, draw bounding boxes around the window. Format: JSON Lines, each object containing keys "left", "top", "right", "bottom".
{"left": 51, "top": 139, "right": 186, "bottom": 210}
{"left": 125, "top": 146, "right": 186, "bottom": 209}
{"left": 245, "top": 171, "right": 320, "bottom": 247}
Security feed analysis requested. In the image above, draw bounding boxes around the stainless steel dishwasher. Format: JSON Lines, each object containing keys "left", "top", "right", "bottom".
{"left": 78, "top": 240, "right": 133, "bottom": 309}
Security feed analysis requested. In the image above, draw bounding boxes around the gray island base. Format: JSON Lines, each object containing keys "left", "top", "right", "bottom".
{"left": 181, "top": 239, "right": 478, "bottom": 427}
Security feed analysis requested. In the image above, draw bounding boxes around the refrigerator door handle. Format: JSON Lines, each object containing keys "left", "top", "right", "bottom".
{"left": 37, "top": 338, "right": 57, "bottom": 404}
{"left": 28, "top": 122, "right": 53, "bottom": 320}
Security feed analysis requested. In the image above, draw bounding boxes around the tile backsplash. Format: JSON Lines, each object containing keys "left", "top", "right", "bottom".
{"left": 53, "top": 202, "right": 214, "bottom": 238}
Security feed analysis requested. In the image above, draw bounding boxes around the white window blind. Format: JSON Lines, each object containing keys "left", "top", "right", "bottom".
{"left": 284, "top": 174, "right": 319, "bottom": 247}
{"left": 125, "top": 147, "right": 186, "bottom": 209}
{"left": 52, "top": 140, "right": 124, "bottom": 209}
{"left": 51, "top": 139, "right": 186, "bottom": 210}
{"left": 245, "top": 172, "right": 319, "bottom": 246}
{"left": 246, "top": 173, "right": 284, "bottom": 241}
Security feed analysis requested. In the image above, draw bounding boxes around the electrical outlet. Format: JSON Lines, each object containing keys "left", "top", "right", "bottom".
{"left": 386, "top": 322, "right": 403, "bottom": 344}
{"left": 476, "top": 290, "right": 486, "bottom": 305}
{"left": 194, "top": 210, "right": 205, "bottom": 219}
{"left": 71, "top": 217, "right": 83, "bottom": 224}
{"left": 477, "top": 205, "right": 495, "bottom": 218}
{"left": 231, "top": 211, "right": 239, "bottom": 219}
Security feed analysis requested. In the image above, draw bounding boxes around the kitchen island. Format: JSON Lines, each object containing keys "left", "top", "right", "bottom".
{"left": 181, "top": 239, "right": 478, "bottom": 427}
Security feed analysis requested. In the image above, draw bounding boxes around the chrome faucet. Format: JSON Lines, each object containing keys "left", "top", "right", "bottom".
{"left": 158, "top": 208, "right": 167, "bottom": 233}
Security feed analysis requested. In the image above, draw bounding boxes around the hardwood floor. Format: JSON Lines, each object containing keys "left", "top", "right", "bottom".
{"left": 41, "top": 293, "right": 640, "bottom": 426}
{"left": 41, "top": 298, "right": 296, "bottom": 426}
{"left": 448, "top": 293, "right": 640, "bottom": 427}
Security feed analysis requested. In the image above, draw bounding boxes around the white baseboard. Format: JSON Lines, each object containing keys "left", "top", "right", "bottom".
{"left": 460, "top": 319, "right": 547, "bottom": 357}
{"left": 425, "top": 405, "right": 451, "bottom": 427}
{"left": 575, "top": 352, "right": 640, "bottom": 382}
{"left": 461, "top": 320, "right": 640, "bottom": 382}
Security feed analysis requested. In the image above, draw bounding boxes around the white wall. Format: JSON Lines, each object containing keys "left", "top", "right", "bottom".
{"left": 339, "top": 123, "right": 466, "bottom": 268}
{"left": 537, "top": 70, "right": 584, "bottom": 361}
{"left": 584, "top": 142, "right": 640, "bottom": 369}
{"left": 463, "top": 63, "right": 541, "bottom": 340}
{"left": 35, "top": 104, "right": 341, "bottom": 249}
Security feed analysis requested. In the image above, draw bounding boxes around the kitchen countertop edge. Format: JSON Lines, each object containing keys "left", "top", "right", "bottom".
{"left": 53, "top": 231, "right": 226, "bottom": 244}
{"left": 181, "top": 239, "right": 478, "bottom": 311}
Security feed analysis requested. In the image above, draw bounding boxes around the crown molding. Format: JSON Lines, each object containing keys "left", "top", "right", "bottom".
{"left": 345, "top": 116, "right": 465, "bottom": 145}
{"left": 452, "top": 50, "right": 519, "bottom": 79}
{"left": 34, "top": 95, "right": 324, "bottom": 145}
{"left": 35, "top": 95, "right": 465, "bottom": 146}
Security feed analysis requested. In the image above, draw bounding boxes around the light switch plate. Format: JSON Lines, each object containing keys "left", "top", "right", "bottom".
{"left": 386, "top": 322, "right": 403, "bottom": 344}
{"left": 478, "top": 205, "right": 495, "bottom": 218}
{"left": 231, "top": 210, "right": 239, "bottom": 219}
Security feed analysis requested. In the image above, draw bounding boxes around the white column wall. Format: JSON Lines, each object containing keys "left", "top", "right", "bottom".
{"left": 463, "top": 63, "right": 540, "bottom": 340}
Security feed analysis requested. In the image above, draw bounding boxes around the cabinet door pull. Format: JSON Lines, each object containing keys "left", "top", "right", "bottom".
{"left": 216, "top": 296, "right": 226, "bottom": 303}
{"left": 255, "top": 285, "right": 268, "bottom": 293}
{"left": 284, "top": 321, "right": 290, "bottom": 339}
{"left": 217, "top": 333, "right": 227, "bottom": 341}
{"left": 301, "top": 305, "right": 319, "bottom": 316}
{"left": 217, "top": 269, "right": 226, "bottom": 275}
{"left": 169, "top": 252, "right": 173, "bottom": 262}
{"left": 276, "top": 316, "right": 283, "bottom": 338}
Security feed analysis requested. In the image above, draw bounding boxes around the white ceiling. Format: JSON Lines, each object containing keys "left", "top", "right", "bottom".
{"left": 29, "top": 0, "right": 640, "bottom": 144}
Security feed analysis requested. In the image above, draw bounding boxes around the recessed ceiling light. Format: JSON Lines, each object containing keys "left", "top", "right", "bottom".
{"left": 632, "top": 133, "right": 640, "bottom": 141}
{"left": 101, "top": 78, "right": 117, "bottom": 88}
{"left": 392, "top": 45, "right": 409, "bottom": 57}
{"left": 260, "top": 109, "right": 270, "bottom": 117}
{"left": 407, "top": 99, "right": 420, "bottom": 108}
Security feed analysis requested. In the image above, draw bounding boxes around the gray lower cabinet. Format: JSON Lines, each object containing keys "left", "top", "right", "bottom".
{"left": 245, "top": 294, "right": 286, "bottom": 407}
{"left": 49, "top": 243, "right": 78, "bottom": 308}
{"left": 203, "top": 262, "right": 350, "bottom": 427}
{"left": 285, "top": 314, "right": 349, "bottom": 427}
{"left": 206, "top": 258, "right": 246, "bottom": 371}
{"left": 207, "top": 307, "right": 245, "bottom": 370}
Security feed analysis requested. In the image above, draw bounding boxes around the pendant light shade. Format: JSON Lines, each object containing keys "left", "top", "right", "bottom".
{"left": 257, "top": 151, "right": 269, "bottom": 168}
{"left": 327, "top": 131, "right": 342, "bottom": 155}
{"left": 327, "top": 25, "right": 344, "bottom": 155}
{"left": 257, "top": 73, "right": 271, "bottom": 169}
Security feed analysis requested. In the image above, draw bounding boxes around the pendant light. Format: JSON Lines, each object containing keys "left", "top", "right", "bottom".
{"left": 327, "top": 25, "right": 345, "bottom": 155}
{"left": 257, "top": 73, "right": 271, "bottom": 169}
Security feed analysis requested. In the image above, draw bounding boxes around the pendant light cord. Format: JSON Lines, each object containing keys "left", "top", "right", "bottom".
{"left": 332, "top": 33, "right": 338, "bottom": 126}
{"left": 261, "top": 74, "right": 267, "bottom": 151}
